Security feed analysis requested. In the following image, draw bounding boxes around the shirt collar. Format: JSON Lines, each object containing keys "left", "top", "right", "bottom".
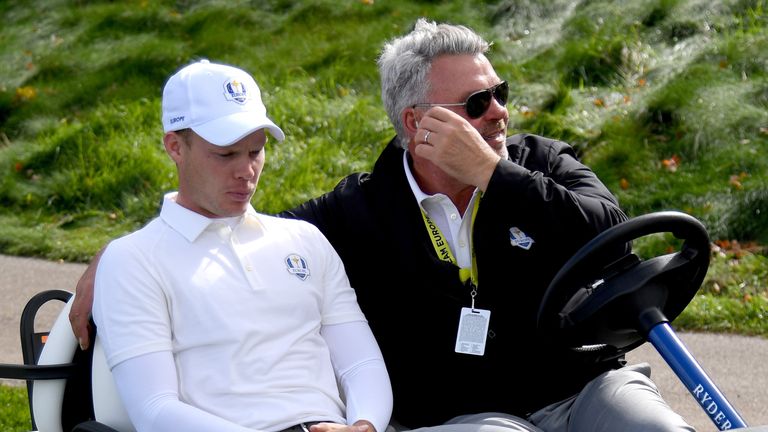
{"left": 159, "top": 191, "right": 261, "bottom": 242}
{"left": 403, "top": 151, "right": 433, "bottom": 213}
{"left": 402, "top": 151, "right": 482, "bottom": 216}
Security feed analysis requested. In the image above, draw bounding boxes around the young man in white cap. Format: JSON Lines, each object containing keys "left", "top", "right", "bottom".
{"left": 91, "top": 60, "right": 392, "bottom": 432}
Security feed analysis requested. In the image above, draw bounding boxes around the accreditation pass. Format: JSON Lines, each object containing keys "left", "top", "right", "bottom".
{"left": 455, "top": 307, "right": 491, "bottom": 356}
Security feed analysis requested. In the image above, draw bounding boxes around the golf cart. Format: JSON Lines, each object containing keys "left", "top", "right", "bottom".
{"left": 0, "top": 210, "right": 766, "bottom": 431}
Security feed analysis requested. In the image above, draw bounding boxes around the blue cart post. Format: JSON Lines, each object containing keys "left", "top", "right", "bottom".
{"left": 648, "top": 322, "right": 748, "bottom": 430}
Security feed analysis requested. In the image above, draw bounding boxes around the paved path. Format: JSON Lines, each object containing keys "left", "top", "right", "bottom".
{"left": 1, "top": 254, "right": 766, "bottom": 430}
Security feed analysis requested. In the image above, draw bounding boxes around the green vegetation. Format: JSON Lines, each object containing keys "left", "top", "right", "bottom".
{"left": 1, "top": 1, "right": 767, "bottom": 429}
{"left": 0, "top": 385, "right": 29, "bottom": 431}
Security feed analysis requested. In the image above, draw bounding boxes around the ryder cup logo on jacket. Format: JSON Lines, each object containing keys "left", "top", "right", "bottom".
{"left": 224, "top": 79, "right": 249, "bottom": 104}
{"left": 509, "top": 227, "right": 534, "bottom": 250}
{"left": 285, "top": 254, "right": 310, "bottom": 281}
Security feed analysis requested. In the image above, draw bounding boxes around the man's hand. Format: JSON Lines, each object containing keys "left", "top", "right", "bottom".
{"left": 414, "top": 106, "right": 503, "bottom": 192}
{"left": 69, "top": 247, "right": 104, "bottom": 350}
{"left": 309, "top": 420, "right": 374, "bottom": 432}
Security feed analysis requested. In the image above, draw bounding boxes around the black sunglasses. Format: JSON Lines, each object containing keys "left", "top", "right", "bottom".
{"left": 412, "top": 81, "right": 509, "bottom": 119}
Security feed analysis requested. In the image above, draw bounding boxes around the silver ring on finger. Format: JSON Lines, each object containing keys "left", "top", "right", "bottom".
{"left": 424, "top": 130, "right": 431, "bottom": 144}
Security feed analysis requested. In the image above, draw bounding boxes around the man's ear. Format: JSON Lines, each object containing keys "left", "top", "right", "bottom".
{"left": 403, "top": 107, "right": 419, "bottom": 135}
{"left": 163, "top": 132, "right": 183, "bottom": 164}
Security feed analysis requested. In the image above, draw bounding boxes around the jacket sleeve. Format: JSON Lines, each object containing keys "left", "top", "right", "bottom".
{"left": 484, "top": 134, "right": 628, "bottom": 238}
{"left": 279, "top": 173, "right": 369, "bottom": 247}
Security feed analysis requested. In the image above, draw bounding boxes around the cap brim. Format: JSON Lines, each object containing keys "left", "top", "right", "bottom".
{"left": 192, "top": 111, "right": 285, "bottom": 146}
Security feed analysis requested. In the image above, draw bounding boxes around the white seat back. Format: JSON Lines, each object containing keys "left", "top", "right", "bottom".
{"left": 32, "top": 298, "right": 75, "bottom": 432}
{"left": 32, "top": 295, "right": 133, "bottom": 431}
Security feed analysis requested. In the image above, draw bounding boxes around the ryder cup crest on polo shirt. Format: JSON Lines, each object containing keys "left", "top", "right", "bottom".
{"left": 285, "top": 254, "right": 310, "bottom": 281}
{"left": 509, "top": 226, "right": 534, "bottom": 250}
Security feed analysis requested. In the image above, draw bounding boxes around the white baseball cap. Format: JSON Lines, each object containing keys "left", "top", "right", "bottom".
{"left": 161, "top": 59, "right": 285, "bottom": 146}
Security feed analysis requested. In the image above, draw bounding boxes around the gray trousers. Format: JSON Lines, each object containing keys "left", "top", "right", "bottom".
{"left": 393, "top": 363, "right": 695, "bottom": 432}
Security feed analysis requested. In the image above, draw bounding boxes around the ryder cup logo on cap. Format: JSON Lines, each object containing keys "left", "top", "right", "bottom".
{"left": 161, "top": 59, "right": 285, "bottom": 146}
{"left": 224, "top": 79, "right": 248, "bottom": 104}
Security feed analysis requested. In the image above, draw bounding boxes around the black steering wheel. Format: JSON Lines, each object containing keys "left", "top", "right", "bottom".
{"left": 536, "top": 211, "right": 711, "bottom": 362}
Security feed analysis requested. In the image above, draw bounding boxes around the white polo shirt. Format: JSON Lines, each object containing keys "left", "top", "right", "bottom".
{"left": 93, "top": 192, "right": 366, "bottom": 430}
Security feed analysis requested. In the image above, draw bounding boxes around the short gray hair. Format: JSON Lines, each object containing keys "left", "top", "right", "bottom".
{"left": 377, "top": 18, "right": 491, "bottom": 149}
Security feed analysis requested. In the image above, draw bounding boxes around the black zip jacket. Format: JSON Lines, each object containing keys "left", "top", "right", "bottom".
{"left": 281, "top": 133, "right": 629, "bottom": 427}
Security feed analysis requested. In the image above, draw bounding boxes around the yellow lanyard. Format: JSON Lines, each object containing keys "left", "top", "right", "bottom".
{"left": 420, "top": 195, "right": 481, "bottom": 289}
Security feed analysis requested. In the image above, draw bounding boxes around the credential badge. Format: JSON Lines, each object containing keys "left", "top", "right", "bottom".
{"left": 224, "top": 79, "right": 249, "bottom": 104}
{"left": 509, "top": 227, "right": 534, "bottom": 250}
{"left": 285, "top": 254, "right": 310, "bottom": 281}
